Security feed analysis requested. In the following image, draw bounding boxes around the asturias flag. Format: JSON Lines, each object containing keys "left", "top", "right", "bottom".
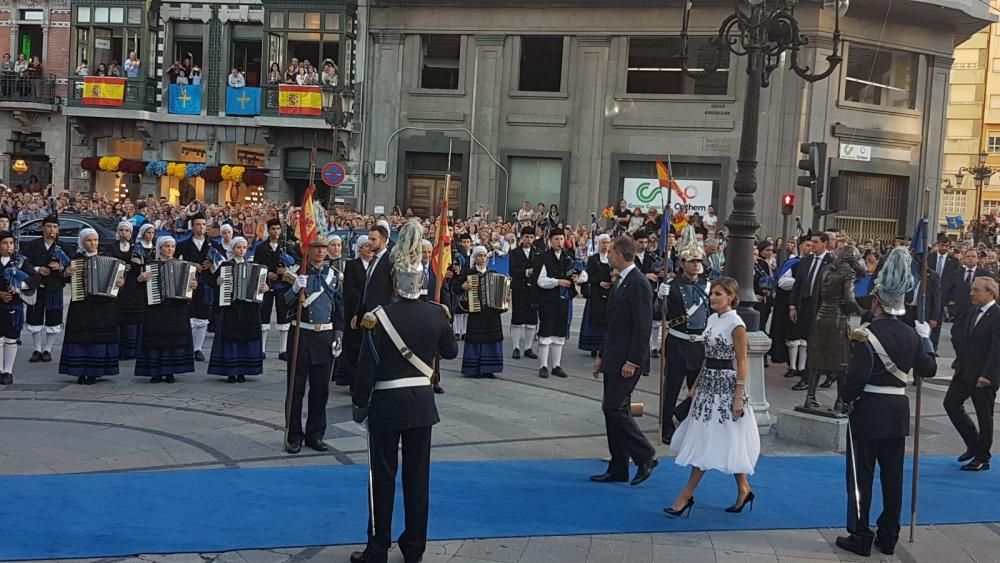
{"left": 297, "top": 185, "right": 318, "bottom": 256}
{"left": 167, "top": 84, "right": 202, "bottom": 115}
{"left": 278, "top": 85, "right": 322, "bottom": 116}
{"left": 225, "top": 86, "right": 261, "bottom": 116}
{"left": 82, "top": 77, "right": 126, "bottom": 107}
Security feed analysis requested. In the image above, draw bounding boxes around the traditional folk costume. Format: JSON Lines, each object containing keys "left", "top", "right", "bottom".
{"left": 450, "top": 240, "right": 472, "bottom": 339}
{"left": 112, "top": 222, "right": 152, "bottom": 359}
{"left": 0, "top": 232, "right": 39, "bottom": 385}
{"left": 658, "top": 227, "right": 711, "bottom": 443}
{"left": 134, "top": 237, "right": 196, "bottom": 383}
{"left": 457, "top": 246, "right": 505, "bottom": 378}
{"left": 22, "top": 215, "right": 70, "bottom": 363}
{"left": 253, "top": 223, "right": 297, "bottom": 359}
{"left": 578, "top": 234, "right": 612, "bottom": 355}
{"left": 176, "top": 218, "right": 221, "bottom": 361}
{"left": 58, "top": 229, "right": 124, "bottom": 383}
{"left": 208, "top": 238, "right": 265, "bottom": 383}
{"left": 535, "top": 228, "right": 577, "bottom": 379}
{"left": 508, "top": 227, "right": 541, "bottom": 359}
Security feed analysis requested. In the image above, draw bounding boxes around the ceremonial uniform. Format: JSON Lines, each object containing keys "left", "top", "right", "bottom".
{"left": 253, "top": 238, "right": 296, "bottom": 357}
{"left": 58, "top": 249, "right": 122, "bottom": 382}
{"left": 535, "top": 246, "right": 577, "bottom": 377}
{"left": 450, "top": 248, "right": 471, "bottom": 338}
{"left": 578, "top": 252, "right": 612, "bottom": 354}
{"left": 284, "top": 260, "right": 344, "bottom": 449}
{"left": 208, "top": 258, "right": 266, "bottom": 381}
{"left": 177, "top": 235, "right": 221, "bottom": 358}
{"left": 509, "top": 242, "right": 541, "bottom": 357}
{"left": 839, "top": 315, "right": 936, "bottom": 556}
{"left": 0, "top": 252, "right": 39, "bottom": 384}
{"left": 111, "top": 239, "right": 151, "bottom": 359}
{"left": 352, "top": 298, "right": 458, "bottom": 563}
{"left": 22, "top": 235, "right": 70, "bottom": 361}
{"left": 660, "top": 273, "right": 711, "bottom": 442}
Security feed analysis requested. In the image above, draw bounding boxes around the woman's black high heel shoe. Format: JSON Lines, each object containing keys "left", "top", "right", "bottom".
{"left": 664, "top": 497, "right": 695, "bottom": 517}
{"left": 725, "top": 490, "right": 755, "bottom": 513}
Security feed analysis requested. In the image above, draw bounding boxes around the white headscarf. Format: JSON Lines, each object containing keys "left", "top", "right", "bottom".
{"left": 220, "top": 224, "right": 234, "bottom": 237}
{"left": 377, "top": 219, "right": 391, "bottom": 232}
{"left": 354, "top": 235, "right": 370, "bottom": 258}
{"left": 138, "top": 224, "right": 156, "bottom": 245}
{"left": 596, "top": 233, "right": 611, "bottom": 244}
{"left": 472, "top": 245, "right": 488, "bottom": 260}
{"left": 329, "top": 234, "right": 342, "bottom": 243}
{"left": 117, "top": 220, "right": 133, "bottom": 234}
{"left": 77, "top": 228, "right": 98, "bottom": 255}
{"left": 156, "top": 236, "right": 176, "bottom": 260}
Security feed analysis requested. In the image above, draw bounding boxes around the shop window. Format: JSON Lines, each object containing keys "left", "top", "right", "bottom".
{"left": 420, "top": 35, "right": 461, "bottom": 90}
{"left": 844, "top": 44, "right": 918, "bottom": 109}
{"left": 518, "top": 36, "right": 563, "bottom": 93}
{"left": 626, "top": 37, "right": 729, "bottom": 96}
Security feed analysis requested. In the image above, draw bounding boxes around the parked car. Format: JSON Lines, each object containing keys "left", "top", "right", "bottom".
{"left": 16, "top": 214, "right": 120, "bottom": 255}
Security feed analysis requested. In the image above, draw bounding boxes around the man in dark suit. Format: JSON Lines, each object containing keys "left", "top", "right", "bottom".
{"left": 789, "top": 231, "right": 835, "bottom": 390}
{"left": 590, "top": 236, "right": 657, "bottom": 487}
{"left": 902, "top": 256, "right": 942, "bottom": 347}
{"left": 932, "top": 237, "right": 960, "bottom": 281}
{"left": 353, "top": 225, "right": 394, "bottom": 329}
{"left": 945, "top": 276, "right": 1000, "bottom": 472}
{"left": 943, "top": 248, "right": 989, "bottom": 350}
{"left": 351, "top": 222, "right": 458, "bottom": 563}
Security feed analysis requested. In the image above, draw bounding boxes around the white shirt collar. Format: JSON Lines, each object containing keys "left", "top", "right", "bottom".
{"left": 619, "top": 263, "right": 636, "bottom": 280}
{"left": 981, "top": 301, "right": 996, "bottom": 314}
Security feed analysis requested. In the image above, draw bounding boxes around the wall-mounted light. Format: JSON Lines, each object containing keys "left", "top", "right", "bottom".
{"left": 12, "top": 160, "right": 28, "bottom": 174}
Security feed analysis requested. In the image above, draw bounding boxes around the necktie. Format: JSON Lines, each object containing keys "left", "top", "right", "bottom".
{"left": 966, "top": 269, "right": 974, "bottom": 286}
{"left": 367, "top": 255, "right": 378, "bottom": 282}
{"left": 937, "top": 255, "right": 945, "bottom": 276}
{"left": 808, "top": 257, "right": 822, "bottom": 295}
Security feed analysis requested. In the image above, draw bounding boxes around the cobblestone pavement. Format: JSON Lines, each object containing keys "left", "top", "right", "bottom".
{"left": 2, "top": 307, "right": 997, "bottom": 562}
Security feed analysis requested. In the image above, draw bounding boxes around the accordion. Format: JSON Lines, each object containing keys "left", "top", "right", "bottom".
{"left": 467, "top": 271, "right": 511, "bottom": 313}
{"left": 145, "top": 260, "right": 198, "bottom": 305}
{"left": 219, "top": 262, "right": 268, "bottom": 306}
{"left": 70, "top": 255, "right": 127, "bottom": 302}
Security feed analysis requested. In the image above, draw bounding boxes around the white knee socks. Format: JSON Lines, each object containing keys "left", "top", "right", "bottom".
{"left": 455, "top": 314, "right": 468, "bottom": 336}
{"left": 787, "top": 342, "right": 799, "bottom": 370}
{"left": 278, "top": 324, "right": 290, "bottom": 354}
{"left": 3, "top": 339, "right": 17, "bottom": 373}
{"left": 191, "top": 322, "right": 208, "bottom": 353}
{"left": 29, "top": 329, "right": 43, "bottom": 353}
{"left": 550, "top": 343, "right": 564, "bottom": 369}
{"left": 798, "top": 343, "right": 808, "bottom": 371}
{"left": 511, "top": 325, "right": 524, "bottom": 351}
{"left": 525, "top": 325, "right": 537, "bottom": 351}
{"left": 538, "top": 342, "right": 551, "bottom": 369}
{"left": 650, "top": 322, "right": 662, "bottom": 351}
{"left": 44, "top": 328, "right": 59, "bottom": 353}
{"left": 261, "top": 325, "right": 270, "bottom": 353}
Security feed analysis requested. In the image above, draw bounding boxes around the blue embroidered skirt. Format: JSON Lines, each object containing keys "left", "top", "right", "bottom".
{"left": 578, "top": 299, "right": 605, "bottom": 352}
{"left": 59, "top": 343, "right": 120, "bottom": 377}
{"left": 461, "top": 341, "right": 504, "bottom": 377}
{"left": 208, "top": 337, "right": 264, "bottom": 376}
{"left": 134, "top": 344, "right": 195, "bottom": 377}
{"left": 118, "top": 324, "right": 140, "bottom": 360}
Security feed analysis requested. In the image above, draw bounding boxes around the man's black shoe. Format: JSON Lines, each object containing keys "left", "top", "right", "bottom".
{"left": 41, "top": 351, "right": 52, "bottom": 362}
{"left": 194, "top": 350, "right": 206, "bottom": 362}
{"left": 783, "top": 369, "right": 798, "bottom": 379}
{"left": 651, "top": 349, "right": 659, "bottom": 359}
{"left": 874, "top": 537, "right": 895, "bottom": 555}
{"left": 538, "top": 367, "right": 549, "bottom": 379}
{"left": 512, "top": 348, "right": 520, "bottom": 360}
{"left": 835, "top": 536, "right": 871, "bottom": 557}
{"left": 791, "top": 378, "right": 809, "bottom": 391}
{"left": 524, "top": 349, "right": 538, "bottom": 359}
{"left": 305, "top": 439, "right": 329, "bottom": 452}
{"left": 631, "top": 458, "right": 658, "bottom": 486}
{"left": 0, "top": 373, "right": 11, "bottom": 385}
{"left": 29, "top": 351, "right": 41, "bottom": 363}
{"left": 433, "top": 384, "right": 445, "bottom": 394}
{"left": 285, "top": 441, "right": 302, "bottom": 454}
{"left": 819, "top": 373, "right": 835, "bottom": 388}
{"left": 590, "top": 472, "right": 628, "bottom": 483}
{"left": 961, "top": 460, "right": 990, "bottom": 471}
{"left": 552, "top": 366, "right": 568, "bottom": 378}
{"left": 958, "top": 450, "right": 975, "bottom": 463}
{"left": 349, "top": 551, "right": 367, "bottom": 563}
{"left": 278, "top": 352, "right": 288, "bottom": 361}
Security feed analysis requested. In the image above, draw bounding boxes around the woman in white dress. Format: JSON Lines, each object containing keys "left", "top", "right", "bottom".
{"left": 665, "top": 277, "right": 761, "bottom": 517}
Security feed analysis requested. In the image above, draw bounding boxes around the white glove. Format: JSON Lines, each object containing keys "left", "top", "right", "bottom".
{"left": 657, "top": 282, "right": 670, "bottom": 298}
{"left": 331, "top": 339, "right": 343, "bottom": 358}
{"left": 354, "top": 420, "right": 368, "bottom": 434}
{"left": 292, "top": 274, "right": 308, "bottom": 293}
{"left": 914, "top": 321, "right": 931, "bottom": 339}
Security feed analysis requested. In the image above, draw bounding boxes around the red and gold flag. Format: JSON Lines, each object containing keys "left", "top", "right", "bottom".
{"left": 278, "top": 85, "right": 322, "bottom": 116}
{"left": 82, "top": 77, "right": 126, "bottom": 107}
{"left": 298, "top": 185, "right": 318, "bottom": 256}
{"left": 431, "top": 198, "right": 452, "bottom": 303}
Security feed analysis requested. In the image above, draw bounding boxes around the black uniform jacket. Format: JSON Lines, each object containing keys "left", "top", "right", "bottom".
{"left": 790, "top": 251, "right": 835, "bottom": 309}
{"left": 599, "top": 266, "right": 652, "bottom": 400}
{"left": 509, "top": 245, "right": 541, "bottom": 294}
{"left": 21, "top": 238, "right": 68, "bottom": 291}
{"left": 353, "top": 299, "right": 459, "bottom": 432}
{"left": 355, "top": 250, "right": 394, "bottom": 319}
{"left": 843, "top": 315, "right": 937, "bottom": 440}
{"left": 903, "top": 266, "right": 942, "bottom": 325}
{"left": 952, "top": 303, "right": 1000, "bottom": 391}
{"left": 253, "top": 239, "right": 298, "bottom": 289}
{"left": 943, "top": 266, "right": 991, "bottom": 326}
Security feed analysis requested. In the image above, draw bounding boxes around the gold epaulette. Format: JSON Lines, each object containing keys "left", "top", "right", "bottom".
{"left": 850, "top": 324, "right": 870, "bottom": 343}
{"left": 360, "top": 310, "right": 379, "bottom": 330}
{"left": 437, "top": 302, "right": 452, "bottom": 320}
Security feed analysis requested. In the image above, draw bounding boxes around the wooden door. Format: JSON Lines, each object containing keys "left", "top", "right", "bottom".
{"left": 405, "top": 175, "right": 462, "bottom": 221}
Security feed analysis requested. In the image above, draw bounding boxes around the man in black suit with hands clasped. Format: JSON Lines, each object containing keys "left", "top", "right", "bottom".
{"left": 945, "top": 276, "right": 1000, "bottom": 472}
{"left": 591, "top": 236, "right": 658, "bottom": 487}
{"left": 943, "top": 249, "right": 990, "bottom": 350}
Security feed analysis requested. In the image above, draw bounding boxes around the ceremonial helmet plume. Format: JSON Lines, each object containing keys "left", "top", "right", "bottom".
{"left": 873, "top": 247, "right": 914, "bottom": 316}
{"left": 390, "top": 219, "right": 426, "bottom": 300}
{"left": 676, "top": 225, "right": 705, "bottom": 263}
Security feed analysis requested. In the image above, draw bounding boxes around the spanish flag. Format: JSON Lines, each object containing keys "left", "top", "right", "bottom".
{"left": 278, "top": 85, "right": 322, "bottom": 116}
{"left": 82, "top": 77, "right": 126, "bottom": 107}
{"left": 431, "top": 197, "right": 452, "bottom": 303}
{"left": 655, "top": 159, "right": 682, "bottom": 199}
{"left": 297, "top": 185, "right": 318, "bottom": 256}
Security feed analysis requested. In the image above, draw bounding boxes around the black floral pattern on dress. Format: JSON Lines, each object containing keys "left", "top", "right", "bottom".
{"left": 691, "top": 312, "right": 748, "bottom": 424}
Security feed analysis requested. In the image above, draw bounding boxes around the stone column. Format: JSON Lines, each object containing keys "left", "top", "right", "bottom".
{"left": 748, "top": 331, "right": 773, "bottom": 435}
{"left": 920, "top": 55, "right": 954, "bottom": 220}
{"left": 467, "top": 34, "right": 504, "bottom": 213}
{"left": 206, "top": 6, "right": 222, "bottom": 115}
{"left": 366, "top": 32, "right": 404, "bottom": 213}
{"left": 568, "top": 36, "right": 610, "bottom": 224}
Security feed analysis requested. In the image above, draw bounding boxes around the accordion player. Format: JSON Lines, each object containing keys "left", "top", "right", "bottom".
{"left": 218, "top": 262, "right": 268, "bottom": 306}
{"left": 70, "top": 255, "right": 127, "bottom": 302}
{"left": 145, "top": 260, "right": 198, "bottom": 305}
{"left": 466, "top": 271, "right": 511, "bottom": 313}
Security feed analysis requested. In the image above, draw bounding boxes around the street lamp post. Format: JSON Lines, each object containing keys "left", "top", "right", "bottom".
{"left": 955, "top": 151, "right": 996, "bottom": 225}
{"left": 323, "top": 86, "right": 357, "bottom": 208}
{"left": 679, "top": 0, "right": 847, "bottom": 331}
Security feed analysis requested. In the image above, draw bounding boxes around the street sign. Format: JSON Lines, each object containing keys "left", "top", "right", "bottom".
{"left": 321, "top": 162, "right": 346, "bottom": 187}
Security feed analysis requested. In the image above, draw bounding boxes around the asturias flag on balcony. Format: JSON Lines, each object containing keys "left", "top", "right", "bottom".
{"left": 82, "top": 77, "right": 126, "bottom": 107}
{"left": 278, "top": 85, "right": 322, "bottom": 116}
{"left": 167, "top": 84, "right": 202, "bottom": 115}
{"left": 225, "top": 86, "right": 261, "bottom": 116}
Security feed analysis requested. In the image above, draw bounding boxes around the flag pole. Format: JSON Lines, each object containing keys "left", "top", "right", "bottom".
{"left": 434, "top": 139, "right": 454, "bottom": 305}
{"left": 910, "top": 217, "right": 930, "bottom": 542}
{"left": 657, "top": 156, "right": 675, "bottom": 444}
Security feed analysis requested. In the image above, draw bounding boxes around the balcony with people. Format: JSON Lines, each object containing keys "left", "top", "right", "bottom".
{"left": 0, "top": 53, "right": 60, "bottom": 109}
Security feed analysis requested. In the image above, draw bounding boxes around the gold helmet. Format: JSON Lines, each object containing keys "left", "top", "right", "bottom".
{"left": 676, "top": 225, "right": 705, "bottom": 263}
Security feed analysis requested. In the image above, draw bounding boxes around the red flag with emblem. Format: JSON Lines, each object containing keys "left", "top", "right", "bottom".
{"left": 298, "top": 185, "right": 317, "bottom": 257}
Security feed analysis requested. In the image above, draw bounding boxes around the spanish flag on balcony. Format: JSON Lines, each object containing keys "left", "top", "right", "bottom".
{"left": 278, "top": 85, "right": 322, "bottom": 116}
{"left": 82, "top": 77, "right": 126, "bottom": 107}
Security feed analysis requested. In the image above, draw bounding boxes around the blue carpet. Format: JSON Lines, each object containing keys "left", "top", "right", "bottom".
{"left": 0, "top": 455, "right": 996, "bottom": 561}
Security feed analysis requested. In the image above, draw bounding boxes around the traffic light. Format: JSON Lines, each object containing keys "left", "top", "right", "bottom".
{"left": 797, "top": 141, "right": 828, "bottom": 206}
{"left": 781, "top": 193, "right": 794, "bottom": 216}
{"left": 827, "top": 176, "right": 848, "bottom": 212}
